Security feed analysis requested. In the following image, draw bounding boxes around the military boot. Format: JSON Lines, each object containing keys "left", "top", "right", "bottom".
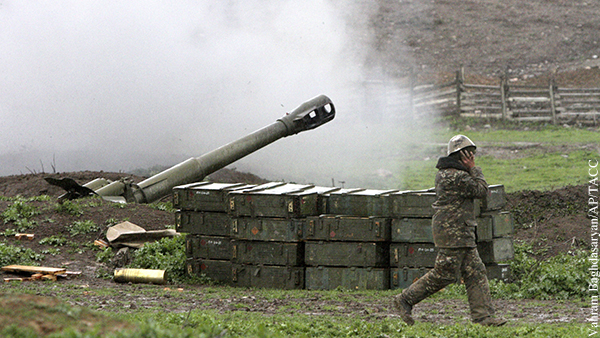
{"left": 475, "top": 316, "right": 508, "bottom": 327}
{"left": 392, "top": 294, "right": 414, "bottom": 326}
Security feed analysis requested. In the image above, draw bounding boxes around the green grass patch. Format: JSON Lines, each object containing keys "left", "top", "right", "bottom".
{"left": 54, "top": 199, "right": 85, "bottom": 216}
{"left": 0, "top": 241, "right": 44, "bottom": 266}
{"left": 118, "top": 308, "right": 586, "bottom": 338}
{"left": 67, "top": 220, "right": 99, "bottom": 236}
{"left": 396, "top": 149, "right": 594, "bottom": 192}
{"left": 451, "top": 125, "right": 600, "bottom": 144}
{"left": 39, "top": 235, "right": 69, "bottom": 246}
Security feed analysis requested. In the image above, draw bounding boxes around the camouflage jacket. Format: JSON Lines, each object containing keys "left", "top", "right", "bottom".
{"left": 432, "top": 156, "right": 488, "bottom": 248}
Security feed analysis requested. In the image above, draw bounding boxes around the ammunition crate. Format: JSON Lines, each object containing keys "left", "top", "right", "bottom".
{"left": 231, "top": 264, "right": 305, "bottom": 289}
{"left": 477, "top": 237, "right": 515, "bottom": 264}
{"left": 390, "top": 267, "right": 429, "bottom": 290}
{"left": 231, "top": 240, "right": 304, "bottom": 266}
{"left": 391, "top": 218, "right": 433, "bottom": 243}
{"left": 389, "top": 190, "right": 436, "bottom": 217}
{"left": 485, "top": 263, "right": 511, "bottom": 282}
{"left": 390, "top": 243, "right": 438, "bottom": 268}
{"left": 475, "top": 219, "right": 493, "bottom": 242}
{"left": 305, "top": 215, "right": 391, "bottom": 242}
{"left": 305, "top": 266, "right": 389, "bottom": 290}
{"left": 231, "top": 217, "right": 304, "bottom": 242}
{"left": 478, "top": 185, "right": 506, "bottom": 211}
{"left": 478, "top": 211, "right": 514, "bottom": 238}
{"left": 305, "top": 241, "right": 389, "bottom": 267}
{"left": 326, "top": 189, "right": 397, "bottom": 217}
{"left": 228, "top": 183, "right": 324, "bottom": 218}
{"left": 173, "top": 182, "right": 255, "bottom": 212}
{"left": 176, "top": 211, "right": 231, "bottom": 236}
{"left": 186, "top": 259, "right": 232, "bottom": 284}
{"left": 186, "top": 235, "right": 232, "bottom": 260}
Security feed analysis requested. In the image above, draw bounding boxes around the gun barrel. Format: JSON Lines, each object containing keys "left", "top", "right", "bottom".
{"left": 94, "top": 95, "right": 335, "bottom": 203}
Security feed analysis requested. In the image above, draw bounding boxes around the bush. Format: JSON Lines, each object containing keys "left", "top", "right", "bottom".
{"left": 129, "top": 235, "right": 189, "bottom": 283}
{"left": 2, "top": 197, "right": 40, "bottom": 224}
{"left": 489, "top": 241, "right": 590, "bottom": 300}
{"left": 0, "top": 241, "right": 44, "bottom": 266}
{"left": 67, "top": 220, "right": 99, "bottom": 237}
{"left": 54, "top": 200, "right": 84, "bottom": 216}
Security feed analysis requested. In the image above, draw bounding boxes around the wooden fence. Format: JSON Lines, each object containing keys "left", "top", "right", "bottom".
{"left": 410, "top": 71, "right": 600, "bottom": 125}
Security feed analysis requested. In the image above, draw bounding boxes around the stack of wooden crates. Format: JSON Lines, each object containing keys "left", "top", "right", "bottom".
{"left": 175, "top": 182, "right": 514, "bottom": 290}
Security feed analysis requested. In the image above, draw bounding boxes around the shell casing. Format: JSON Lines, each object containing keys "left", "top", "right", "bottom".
{"left": 113, "top": 268, "right": 167, "bottom": 285}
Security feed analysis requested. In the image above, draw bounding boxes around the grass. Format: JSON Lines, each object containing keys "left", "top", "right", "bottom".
{"left": 0, "top": 294, "right": 588, "bottom": 338}
{"left": 397, "top": 148, "right": 595, "bottom": 192}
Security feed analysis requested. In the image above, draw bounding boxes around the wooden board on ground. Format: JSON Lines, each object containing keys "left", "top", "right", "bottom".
{"left": 1, "top": 265, "right": 67, "bottom": 275}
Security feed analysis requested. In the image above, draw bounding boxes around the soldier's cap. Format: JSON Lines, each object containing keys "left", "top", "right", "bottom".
{"left": 447, "top": 134, "right": 476, "bottom": 155}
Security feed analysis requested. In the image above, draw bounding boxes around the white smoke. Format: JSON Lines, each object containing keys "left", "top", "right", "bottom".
{"left": 0, "top": 1, "right": 432, "bottom": 189}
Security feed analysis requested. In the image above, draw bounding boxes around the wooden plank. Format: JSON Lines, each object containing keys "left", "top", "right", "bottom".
{"left": 507, "top": 89, "right": 550, "bottom": 95}
{"left": 462, "top": 92, "right": 503, "bottom": 98}
{"left": 561, "top": 112, "right": 600, "bottom": 117}
{"left": 559, "top": 88, "right": 600, "bottom": 93}
{"left": 508, "top": 97, "right": 550, "bottom": 102}
{"left": 415, "top": 88, "right": 457, "bottom": 99}
{"left": 414, "top": 97, "right": 455, "bottom": 108}
{"left": 460, "top": 106, "right": 503, "bottom": 112}
{"left": 512, "top": 116, "right": 553, "bottom": 121}
{"left": 463, "top": 84, "right": 498, "bottom": 90}
{"left": 460, "top": 113, "right": 504, "bottom": 118}
{"left": 1, "top": 265, "right": 66, "bottom": 275}
{"left": 558, "top": 91, "right": 600, "bottom": 95}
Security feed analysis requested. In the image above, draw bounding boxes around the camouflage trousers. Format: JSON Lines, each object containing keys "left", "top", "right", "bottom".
{"left": 400, "top": 247, "right": 494, "bottom": 321}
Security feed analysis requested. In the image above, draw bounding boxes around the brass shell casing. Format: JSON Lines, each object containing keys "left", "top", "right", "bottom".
{"left": 113, "top": 268, "right": 167, "bottom": 285}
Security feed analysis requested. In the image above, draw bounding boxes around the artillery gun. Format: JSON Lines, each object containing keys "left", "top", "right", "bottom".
{"left": 47, "top": 95, "right": 335, "bottom": 203}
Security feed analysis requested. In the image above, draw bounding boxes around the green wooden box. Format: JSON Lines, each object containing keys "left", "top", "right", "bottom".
{"left": 389, "top": 190, "right": 436, "bottom": 218}
{"left": 305, "top": 215, "right": 391, "bottom": 242}
{"left": 485, "top": 263, "right": 511, "bottom": 282}
{"left": 228, "top": 183, "right": 326, "bottom": 218}
{"left": 391, "top": 218, "right": 433, "bottom": 243}
{"left": 186, "top": 259, "right": 232, "bottom": 284}
{"left": 478, "top": 184, "right": 506, "bottom": 211}
{"left": 231, "top": 240, "right": 304, "bottom": 266}
{"left": 477, "top": 237, "right": 514, "bottom": 264}
{"left": 305, "top": 266, "right": 389, "bottom": 290}
{"left": 475, "top": 219, "right": 493, "bottom": 242}
{"left": 176, "top": 211, "right": 231, "bottom": 236}
{"left": 231, "top": 264, "right": 305, "bottom": 289}
{"left": 390, "top": 243, "right": 438, "bottom": 268}
{"left": 173, "top": 182, "right": 255, "bottom": 212}
{"left": 326, "top": 188, "right": 398, "bottom": 217}
{"left": 305, "top": 241, "right": 389, "bottom": 267}
{"left": 231, "top": 217, "right": 304, "bottom": 242}
{"left": 186, "top": 235, "right": 232, "bottom": 260}
{"left": 478, "top": 211, "right": 514, "bottom": 238}
{"left": 390, "top": 267, "right": 429, "bottom": 290}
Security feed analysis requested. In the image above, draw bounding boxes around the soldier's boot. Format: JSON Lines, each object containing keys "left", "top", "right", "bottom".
{"left": 392, "top": 293, "right": 414, "bottom": 326}
{"left": 393, "top": 272, "right": 440, "bottom": 325}
{"left": 475, "top": 316, "right": 508, "bottom": 327}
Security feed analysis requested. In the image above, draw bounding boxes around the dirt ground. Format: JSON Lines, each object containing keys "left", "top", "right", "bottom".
{"left": 367, "top": 0, "right": 600, "bottom": 86}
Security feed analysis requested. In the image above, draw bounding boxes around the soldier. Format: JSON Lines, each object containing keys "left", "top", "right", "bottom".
{"left": 393, "top": 135, "right": 507, "bottom": 327}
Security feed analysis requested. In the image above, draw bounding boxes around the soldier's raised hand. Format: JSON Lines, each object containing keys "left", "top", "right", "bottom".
{"left": 460, "top": 149, "right": 475, "bottom": 170}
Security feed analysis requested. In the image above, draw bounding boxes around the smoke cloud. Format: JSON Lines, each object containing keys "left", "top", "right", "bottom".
{"left": 0, "top": 1, "right": 433, "bottom": 189}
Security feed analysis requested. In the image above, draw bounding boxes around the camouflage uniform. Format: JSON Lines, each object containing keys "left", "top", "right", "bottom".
{"left": 396, "top": 156, "right": 495, "bottom": 322}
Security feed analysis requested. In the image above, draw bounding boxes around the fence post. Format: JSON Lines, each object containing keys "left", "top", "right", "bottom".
{"left": 500, "top": 76, "right": 508, "bottom": 120}
{"left": 549, "top": 78, "right": 557, "bottom": 125}
{"left": 408, "top": 67, "right": 415, "bottom": 118}
{"left": 456, "top": 66, "right": 464, "bottom": 116}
